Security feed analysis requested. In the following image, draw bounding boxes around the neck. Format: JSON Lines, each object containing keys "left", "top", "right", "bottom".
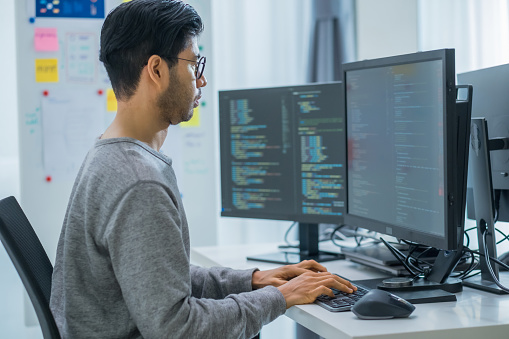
{"left": 101, "top": 97, "right": 169, "bottom": 151}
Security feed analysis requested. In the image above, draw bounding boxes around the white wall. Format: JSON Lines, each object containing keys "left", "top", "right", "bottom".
{"left": 0, "top": 0, "right": 19, "bottom": 200}
{"left": 356, "top": 0, "right": 418, "bottom": 60}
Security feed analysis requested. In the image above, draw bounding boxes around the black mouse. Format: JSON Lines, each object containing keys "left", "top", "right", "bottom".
{"left": 351, "top": 289, "right": 415, "bottom": 320}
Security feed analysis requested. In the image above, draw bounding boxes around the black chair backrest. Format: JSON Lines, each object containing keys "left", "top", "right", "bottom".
{"left": 0, "top": 196, "right": 60, "bottom": 339}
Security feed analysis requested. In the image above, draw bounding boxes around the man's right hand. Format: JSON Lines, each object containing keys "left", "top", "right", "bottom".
{"left": 277, "top": 272, "right": 356, "bottom": 309}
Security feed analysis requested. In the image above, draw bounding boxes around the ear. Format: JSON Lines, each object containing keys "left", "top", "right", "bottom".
{"left": 146, "top": 55, "right": 169, "bottom": 90}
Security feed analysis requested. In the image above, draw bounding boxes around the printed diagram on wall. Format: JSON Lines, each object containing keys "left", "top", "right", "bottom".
{"left": 41, "top": 89, "right": 105, "bottom": 180}
{"left": 36, "top": 0, "right": 105, "bottom": 19}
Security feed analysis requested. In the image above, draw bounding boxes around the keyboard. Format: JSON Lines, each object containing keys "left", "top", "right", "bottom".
{"left": 315, "top": 283, "right": 371, "bottom": 312}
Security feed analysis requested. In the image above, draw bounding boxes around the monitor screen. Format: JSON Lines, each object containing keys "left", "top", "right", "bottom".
{"left": 219, "top": 82, "right": 345, "bottom": 224}
{"left": 343, "top": 49, "right": 462, "bottom": 251}
{"left": 458, "top": 64, "right": 509, "bottom": 221}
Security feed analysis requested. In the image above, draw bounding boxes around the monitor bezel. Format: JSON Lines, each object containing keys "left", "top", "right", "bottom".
{"left": 342, "top": 49, "right": 460, "bottom": 250}
{"left": 218, "top": 82, "right": 345, "bottom": 225}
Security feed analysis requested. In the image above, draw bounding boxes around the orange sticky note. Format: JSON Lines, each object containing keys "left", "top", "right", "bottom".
{"left": 34, "top": 28, "right": 59, "bottom": 52}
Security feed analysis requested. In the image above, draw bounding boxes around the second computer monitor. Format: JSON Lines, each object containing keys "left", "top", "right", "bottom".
{"left": 219, "top": 82, "right": 345, "bottom": 224}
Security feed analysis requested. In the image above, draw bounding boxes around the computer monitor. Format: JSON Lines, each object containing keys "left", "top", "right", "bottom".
{"left": 458, "top": 64, "right": 509, "bottom": 294}
{"left": 458, "top": 64, "right": 509, "bottom": 219}
{"left": 343, "top": 49, "right": 471, "bottom": 294}
{"left": 219, "top": 82, "right": 345, "bottom": 264}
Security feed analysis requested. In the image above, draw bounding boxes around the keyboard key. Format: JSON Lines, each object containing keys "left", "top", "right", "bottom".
{"left": 315, "top": 282, "right": 371, "bottom": 312}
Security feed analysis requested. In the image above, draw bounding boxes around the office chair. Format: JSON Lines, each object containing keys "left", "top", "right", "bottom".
{"left": 0, "top": 196, "right": 60, "bottom": 339}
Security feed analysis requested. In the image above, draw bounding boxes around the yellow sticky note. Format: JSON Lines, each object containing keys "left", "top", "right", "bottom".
{"left": 35, "top": 58, "right": 59, "bottom": 82}
{"left": 180, "top": 106, "right": 200, "bottom": 128}
{"left": 106, "top": 88, "right": 117, "bottom": 112}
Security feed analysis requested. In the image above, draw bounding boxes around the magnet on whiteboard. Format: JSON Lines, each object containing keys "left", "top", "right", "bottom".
{"left": 45, "top": 176, "right": 52, "bottom": 183}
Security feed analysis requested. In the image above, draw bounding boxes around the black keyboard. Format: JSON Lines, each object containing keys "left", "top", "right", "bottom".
{"left": 315, "top": 284, "right": 371, "bottom": 312}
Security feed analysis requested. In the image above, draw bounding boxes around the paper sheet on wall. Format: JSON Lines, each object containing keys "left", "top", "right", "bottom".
{"left": 41, "top": 90, "right": 105, "bottom": 181}
{"left": 66, "top": 32, "right": 97, "bottom": 83}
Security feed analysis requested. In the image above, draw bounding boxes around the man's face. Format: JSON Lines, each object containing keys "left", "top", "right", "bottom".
{"left": 157, "top": 37, "right": 207, "bottom": 125}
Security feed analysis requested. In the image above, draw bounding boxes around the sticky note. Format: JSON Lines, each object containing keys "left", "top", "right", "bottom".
{"left": 180, "top": 106, "right": 200, "bottom": 128}
{"left": 106, "top": 88, "right": 117, "bottom": 112}
{"left": 35, "top": 59, "right": 59, "bottom": 82}
{"left": 34, "top": 28, "right": 59, "bottom": 52}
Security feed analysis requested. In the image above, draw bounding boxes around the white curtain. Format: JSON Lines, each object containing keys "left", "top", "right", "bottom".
{"left": 418, "top": 0, "right": 509, "bottom": 74}
{"left": 212, "top": 0, "right": 313, "bottom": 245}
{"left": 418, "top": 0, "right": 509, "bottom": 254}
{"left": 212, "top": 0, "right": 313, "bottom": 90}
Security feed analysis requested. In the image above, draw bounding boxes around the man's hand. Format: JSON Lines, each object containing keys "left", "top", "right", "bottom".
{"left": 252, "top": 260, "right": 329, "bottom": 289}
{"left": 277, "top": 271, "right": 356, "bottom": 308}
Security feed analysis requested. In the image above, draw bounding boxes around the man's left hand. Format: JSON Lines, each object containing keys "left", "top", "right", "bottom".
{"left": 252, "top": 260, "right": 328, "bottom": 289}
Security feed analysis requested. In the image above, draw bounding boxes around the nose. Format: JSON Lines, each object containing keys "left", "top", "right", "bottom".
{"left": 197, "top": 74, "right": 207, "bottom": 88}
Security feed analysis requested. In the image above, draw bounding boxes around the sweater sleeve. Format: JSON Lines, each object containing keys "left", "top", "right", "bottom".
{"left": 189, "top": 265, "right": 258, "bottom": 299}
{"left": 104, "top": 182, "right": 286, "bottom": 339}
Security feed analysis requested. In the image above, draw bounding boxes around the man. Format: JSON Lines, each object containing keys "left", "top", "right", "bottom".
{"left": 50, "top": 0, "right": 356, "bottom": 338}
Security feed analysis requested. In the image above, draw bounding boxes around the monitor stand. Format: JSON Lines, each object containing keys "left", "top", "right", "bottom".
{"left": 462, "top": 118, "right": 509, "bottom": 294}
{"left": 246, "top": 222, "right": 344, "bottom": 265}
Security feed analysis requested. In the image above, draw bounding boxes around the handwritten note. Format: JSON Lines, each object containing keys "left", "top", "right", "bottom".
{"left": 35, "top": 58, "right": 59, "bottom": 82}
{"left": 34, "top": 27, "right": 59, "bottom": 51}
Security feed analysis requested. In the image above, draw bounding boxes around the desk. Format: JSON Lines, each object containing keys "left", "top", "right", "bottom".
{"left": 191, "top": 243, "right": 509, "bottom": 339}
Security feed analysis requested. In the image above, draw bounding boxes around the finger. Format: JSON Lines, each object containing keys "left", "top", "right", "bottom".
{"left": 312, "top": 285, "right": 335, "bottom": 299}
{"left": 296, "top": 260, "right": 328, "bottom": 273}
{"left": 329, "top": 279, "right": 355, "bottom": 293}
{"left": 331, "top": 274, "right": 357, "bottom": 291}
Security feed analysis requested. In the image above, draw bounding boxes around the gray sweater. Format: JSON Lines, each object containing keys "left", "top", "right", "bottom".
{"left": 50, "top": 137, "right": 286, "bottom": 338}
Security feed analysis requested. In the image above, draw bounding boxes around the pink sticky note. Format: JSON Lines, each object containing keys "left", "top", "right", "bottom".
{"left": 34, "top": 28, "right": 59, "bottom": 52}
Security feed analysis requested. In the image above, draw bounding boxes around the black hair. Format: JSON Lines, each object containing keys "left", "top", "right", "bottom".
{"left": 99, "top": 0, "right": 203, "bottom": 100}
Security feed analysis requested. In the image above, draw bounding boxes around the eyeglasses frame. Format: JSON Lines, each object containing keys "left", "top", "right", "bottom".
{"left": 168, "top": 56, "right": 206, "bottom": 80}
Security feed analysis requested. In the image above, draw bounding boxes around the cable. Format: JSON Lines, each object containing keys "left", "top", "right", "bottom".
{"left": 495, "top": 228, "right": 509, "bottom": 245}
{"left": 277, "top": 221, "right": 298, "bottom": 249}
{"left": 482, "top": 230, "right": 509, "bottom": 293}
{"left": 380, "top": 237, "right": 420, "bottom": 277}
{"left": 330, "top": 224, "right": 346, "bottom": 248}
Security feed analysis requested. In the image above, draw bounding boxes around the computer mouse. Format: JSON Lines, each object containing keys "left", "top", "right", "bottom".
{"left": 351, "top": 289, "right": 415, "bottom": 320}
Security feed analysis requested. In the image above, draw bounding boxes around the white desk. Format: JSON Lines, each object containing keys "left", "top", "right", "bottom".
{"left": 191, "top": 243, "right": 509, "bottom": 339}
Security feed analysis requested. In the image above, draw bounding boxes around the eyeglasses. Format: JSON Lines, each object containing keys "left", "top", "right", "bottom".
{"left": 170, "top": 56, "right": 206, "bottom": 79}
